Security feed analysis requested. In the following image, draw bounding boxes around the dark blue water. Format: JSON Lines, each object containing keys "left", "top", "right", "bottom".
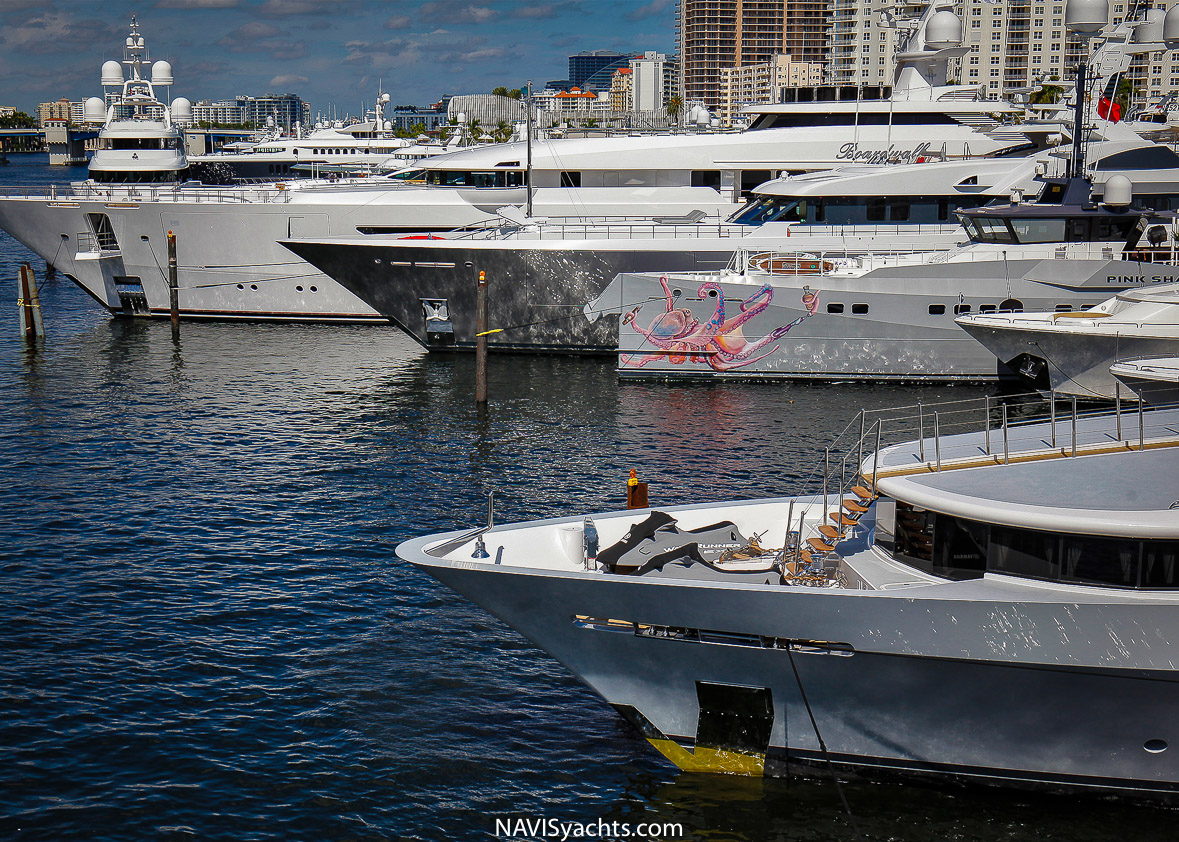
{"left": 1, "top": 155, "right": 1175, "bottom": 840}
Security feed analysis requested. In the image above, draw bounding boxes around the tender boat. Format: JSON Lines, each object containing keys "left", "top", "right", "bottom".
{"left": 1111, "top": 356, "right": 1179, "bottom": 404}
{"left": 399, "top": 395, "right": 1179, "bottom": 799}
{"left": 957, "top": 280, "right": 1179, "bottom": 398}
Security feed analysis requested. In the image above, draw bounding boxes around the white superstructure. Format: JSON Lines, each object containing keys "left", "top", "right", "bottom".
{"left": 83, "top": 16, "right": 188, "bottom": 184}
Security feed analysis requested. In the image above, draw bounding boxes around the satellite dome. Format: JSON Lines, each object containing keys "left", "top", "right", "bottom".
{"left": 171, "top": 97, "right": 192, "bottom": 121}
{"left": 1103, "top": 174, "right": 1132, "bottom": 207}
{"left": 101, "top": 60, "right": 123, "bottom": 86}
{"left": 1165, "top": 4, "right": 1179, "bottom": 49}
{"left": 1133, "top": 8, "right": 1165, "bottom": 43}
{"left": 83, "top": 97, "right": 107, "bottom": 124}
{"left": 1065, "top": 0, "right": 1109, "bottom": 35}
{"left": 925, "top": 10, "right": 963, "bottom": 50}
{"left": 379, "top": 93, "right": 391, "bottom": 104}
{"left": 151, "top": 60, "right": 173, "bottom": 85}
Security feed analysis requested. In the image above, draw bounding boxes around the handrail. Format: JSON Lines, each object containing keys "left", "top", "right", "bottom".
{"left": 802, "top": 389, "right": 1179, "bottom": 558}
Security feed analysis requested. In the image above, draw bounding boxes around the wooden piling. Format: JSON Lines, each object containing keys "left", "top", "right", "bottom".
{"left": 166, "top": 230, "right": 179, "bottom": 337}
{"left": 475, "top": 269, "right": 488, "bottom": 405}
{"left": 626, "top": 469, "right": 649, "bottom": 509}
{"left": 18, "top": 263, "right": 45, "bottom": 341}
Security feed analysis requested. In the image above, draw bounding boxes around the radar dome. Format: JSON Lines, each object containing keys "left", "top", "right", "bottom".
{"left": 1133, "top": 8, "right": 1165, "bottom": 43}
{"left": 379, "top": 93, "right": 391, "bottom": 104}
{"left": 1065, "top": 0, "right": 1109, "bottom": 35}
{"left": 1103, "top": 174, "right": 1133, "bottom": 207}
{"left": 151, "top": 60, "right": 173, "bottom": 85}
{"left": 924, "top": 10, "right": 963, "bottom": 50}
{"left": 83, "top": 97, "right": 107, "bottom": 124}
{"left": 1165, "top": 5, "right": 1179, "bottom": 49}
{"left": 171, "top": 97, "right": 192, "bottom": 121}
{"left": 101, "top": 60, "right": 123, "bottom": 86}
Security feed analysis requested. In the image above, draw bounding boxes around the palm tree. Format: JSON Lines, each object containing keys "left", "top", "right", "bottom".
{"left": 666, "top": 95, "right": 684, "bottom": 126}
{"left": 493, "top": 120, "right": 512, "bottom": 142}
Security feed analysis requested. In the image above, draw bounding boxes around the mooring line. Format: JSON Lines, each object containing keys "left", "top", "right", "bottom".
{"left": 786, "top": 645, "right": 865, "bottom": 841}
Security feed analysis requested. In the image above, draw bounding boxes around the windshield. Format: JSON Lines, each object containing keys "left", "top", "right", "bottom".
{"left": 728, "top": 196, "right": 805, "bottom": 225}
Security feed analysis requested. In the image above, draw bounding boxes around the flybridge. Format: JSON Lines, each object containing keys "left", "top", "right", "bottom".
{"left": 778, "top": 85, "right": 894, "bottom": 104}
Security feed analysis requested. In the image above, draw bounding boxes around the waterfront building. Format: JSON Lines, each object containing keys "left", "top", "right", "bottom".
{"left": 718, "top": 53, "right": 824, "bottom": 126}
{"left": 677, "top": 0, "right": 830, "bottom": 111}
{"left": 610, "top": 67, "right": 634, "bottom": 111}
{"left": 36, "top": 97, "right": 80, "bottom": 126}
{"left": 191, "top": 94, "right": 310, "bottom": 129}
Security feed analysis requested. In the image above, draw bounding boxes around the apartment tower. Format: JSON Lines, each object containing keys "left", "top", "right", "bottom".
{"left": 677, "top": 0, "right": 829, "bottom": 111}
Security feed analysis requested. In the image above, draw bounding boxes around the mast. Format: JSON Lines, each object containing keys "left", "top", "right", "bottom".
{"left": 526, "top": 79, "right": 534, "bottom": 218}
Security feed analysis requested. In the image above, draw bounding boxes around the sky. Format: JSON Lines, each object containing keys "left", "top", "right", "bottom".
{"left": 0, "top": 0, "right": 677, "bottom": 119}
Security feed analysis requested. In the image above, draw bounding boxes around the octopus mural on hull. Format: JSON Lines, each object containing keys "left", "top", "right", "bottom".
{"left": 620, "top": 276, "right": 821, "bottom": 372}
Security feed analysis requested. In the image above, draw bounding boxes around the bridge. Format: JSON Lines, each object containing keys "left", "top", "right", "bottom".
{"left": 0, "top": 126, "right": 99, "bottom": 164}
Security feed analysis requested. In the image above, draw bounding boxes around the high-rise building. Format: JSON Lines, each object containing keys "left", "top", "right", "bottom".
{"left": 677, "top": 0, "right": 830, "bottom": 111}
{"left": 36, "top": 97, "right": 77, "bottom": 126}
{"left": 827, "top": 1, "right": 1178, "bottom": 108}
{"left": 631, "top": 51, "right": 668, "bottom": 112}
{"left": 569, "top": 51, "right": 634, "bottom": 91}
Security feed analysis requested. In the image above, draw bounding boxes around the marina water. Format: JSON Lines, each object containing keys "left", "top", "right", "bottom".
{"left": 1, "top": 155, "right": 1175, "bottom": 840}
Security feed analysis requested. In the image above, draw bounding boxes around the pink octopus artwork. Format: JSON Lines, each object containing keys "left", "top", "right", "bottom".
{"left": 620, "top": 275, "right": 820, "bottom": 372}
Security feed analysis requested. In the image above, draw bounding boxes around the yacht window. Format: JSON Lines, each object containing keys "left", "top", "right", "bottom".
{"left": 928, "top": 304, "right": 946, "bottom": 315}
{"left": 1010, "top": 218, "right": 1066, "bottom": 244}
{"left": 978, "top": 304, "right": 997, "bottom": 312}
{"left": 728, "top": 197, "right": 805, "bottom": 225}
{"left": 889, "top": 201, "right": 910, "bottom": 222}
{"left": 891, "top": 511, "right": 1179, "bottom": 589}
{"left": 827, "top": 302, "right": 845, "bottom": 314}
{"left": 970, "top": 217, "right": 1014, "bottom": 243}
{"left": 989, "top": 523, "right": 1061, "bottom": 580}
{"left": 1061, "top": 534, "right": 1139, "bottom": 587}
{"left": 866, "top": 199, "right": 886, "bottom": 222}
{"left": 852, "top": 303, "right": 869, "bottom": 314}
{"left": 691, "top": 171, "right": 722, "bottom": 189}
{"left": 954, "top": 303, "right": 971, "bottom": 314}
{"left": 938, "top": 198, "right": 950, "bottom": 221}
{"left": 1067, "top": 218, "right": 1089, "bottom": 240}
{"left": 1142, "top": 543, "right": 1179, "bottom": 587}
{"left": 560, "top": 171, "right": 582, "bottom": 187}
{"left": 1093, "top": 217, "right": 1137, "bottom": 241}
{"left": 1054, "top": 303, "right": 1073, "bottom": 311}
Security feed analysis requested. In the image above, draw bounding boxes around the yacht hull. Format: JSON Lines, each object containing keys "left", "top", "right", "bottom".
{"left": 281, "top": 240, "right": 742, "bottom": 352}
{"left": 402, "top": 533, "right": 1179, "bottom": 799}
{"left": 592, "top": 260, "right": 1179, "bottom": 381}
{"left": 956, "top": 323, "right": 1179, "bottom": 399}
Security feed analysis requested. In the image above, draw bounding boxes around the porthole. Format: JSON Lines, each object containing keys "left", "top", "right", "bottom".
{"left": 374, "top": 258, "right": 382, "bottom": 265}
{"left": 979, "top": 304, "right": 996, "bottom": 312}
{"left": 999, "top": 298, "right": 1023, "bottom": 312}
{"left": 827, "top": 303, "right": 844, "bottom": 314}
{"left": 954, "top": 303, "right": 971, "bottom": 315}
{"left": 250, "top": 284, "right": 258, "bottom": 291}
{"left": 706, "top": 288, "right": 718, "bottom": 298}
{"left": 928, "top": 304, "right": 946, "bottom": 315}
{"left": 310, "top": 286, "right": 318, "bottom": 293}
{"left": 851, "top": 303, "right": 869, "bottom": 315}
{"left": 296, "top": 285, "right": 304, "bottom": 292}
{"left": 236, "top": 283, "right": 244, "bottom": 290}
{"left": 140, "top": 235, "right": 149, "bottom": 242}
{"left": 1145, "top": 739, "right": 1168, "bottom": 754}
{"left": 672, "top": 288, "right": 682, "bottom": 296}
{"left": 1055, "top": 303, "right": 1073, "bottom": 312}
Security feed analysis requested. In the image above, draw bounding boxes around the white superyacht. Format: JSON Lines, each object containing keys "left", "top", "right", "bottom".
{"left": 0, "top": 1, "right": 1040, "bottom": 322}
{"left": 400, "top": 395, "right": 1179, "bottom": 798}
